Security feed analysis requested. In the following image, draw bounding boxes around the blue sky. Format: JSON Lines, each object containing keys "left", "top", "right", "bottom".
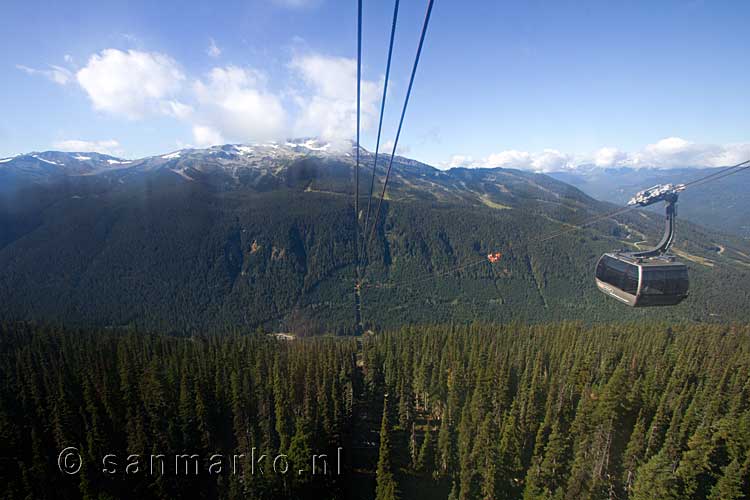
{"left": 1, "top": 0, "right": 748, "bottom": 170}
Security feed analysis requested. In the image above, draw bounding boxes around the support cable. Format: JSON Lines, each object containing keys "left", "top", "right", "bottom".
{"left": 361, "top": 0, "right": 401, "bottom": 258}
{"left": 354, "top": 0, "right": 362, "bottom": 274}
{"left": 353, "top": 0, "right": 363, "bottom": 333}
{"left": 367, "top": 0, "right": 436, "bottom": 247}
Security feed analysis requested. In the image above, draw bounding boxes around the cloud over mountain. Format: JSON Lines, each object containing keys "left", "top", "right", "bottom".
{"left": 52, "top": 139, "right": 123, "bottom": 156}
{"left": 192, "top": 66, "right": 286, "bottom": 146}
{"left": 76, "top": 49, "right": 188, "bottom": 119}
{"left": 20, "top": 48, "right": 747, "bottom": 171}
{"left": 447, "top": 137, "right": 750, "bottom": 172}
{"left": 22, "top": 47, "right": 381, "bottom": 152}
{"left": 290, "top": 54, "right": 379, "bottom": 145}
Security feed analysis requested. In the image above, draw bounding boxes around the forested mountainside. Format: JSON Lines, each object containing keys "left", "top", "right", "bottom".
{"left": 2, "top": 322, "right": 749, "bottom": 499}
{"left": 2, "top": 143, "right": 750, "bottom": 332}
{"left": 550, "top": 166, "right": 750, "bottom": 238}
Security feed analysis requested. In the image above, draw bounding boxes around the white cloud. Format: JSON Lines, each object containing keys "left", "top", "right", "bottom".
{"left": 273, "top": 0, "right": 319, "bottom": 8}
{"left": 23, "top": 46, "right": 750, "bottom": 171}
{"left": 706, "top": 143, "right": 750, "bottom": 166}
{"left": 473, "top": 149, "right": 573, "bottom": 172}
{"left": 290, "top": 54, "right": 379, "bottom": 145}
{"left": 600, "top": 137, "right": 750, "bottom": 169}
{"left": 628, "top": 137, "right": 738, "bottom": 168}
{"left": 53, "top": 139, "right": 124, "bottom": 156}
{"left": 76, "top": 49, "right": 186, "bottom": 119}
{"left": 382, "top": 140, "right": 410, "bottom": 156}
{"left": 160, "top": 100, "right": 193, "bottom": 120}
{"left": 28, "top": 47, "right": 388, "bottom": 150}
{"left": 192, "top": 125, "right": 225, "bottom": 147}
{"left": 442, "top": 155, "right": 474, "bottom": 169}
{"left": 193, "top": 66, "right": 286, "bottom": 143}
{"left": 446, "top": 138, "right": 750, "bottom": 172}
{"left": 207, "top": 38, "right": 221, "bottom": 58}
{"left": 121, "top": 33, "right": 140, "bottom": 44}
{"left": 17, "top": 64, "right": 72, "bottom": 85}
{"left": 530, "top": 149, "right": 572, "bottom": 171}
{"left": 592, "top": 147, "right": 627, "bottom": 167}
{"left": 484, "top": 150, "right": 533, "bottom": 169}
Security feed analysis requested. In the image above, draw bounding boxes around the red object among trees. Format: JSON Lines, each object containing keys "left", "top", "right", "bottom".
{"left": 487, "top": 252, "right": 503, "bottom": 263}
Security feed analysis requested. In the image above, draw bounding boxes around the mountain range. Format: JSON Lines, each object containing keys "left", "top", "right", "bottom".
{"left": 1, "top": 139, "right": 749, "bottom": 333}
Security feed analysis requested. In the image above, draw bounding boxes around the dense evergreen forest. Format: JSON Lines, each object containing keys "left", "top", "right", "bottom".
{"left": 2, "top": 321, "right": 749, "bottom": 499}
{"left": 0, "top": 323, "right": 360, "bottom": 499}
{"left": 2, "top": 187, "right": 750, "bottom": 334}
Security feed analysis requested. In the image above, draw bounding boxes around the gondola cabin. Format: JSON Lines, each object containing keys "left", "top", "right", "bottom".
{"left": 487, "top": 252, "right": 503, "bottom": 263}
{"left": 595, "top": 253, "right": 689, "bottom": 307}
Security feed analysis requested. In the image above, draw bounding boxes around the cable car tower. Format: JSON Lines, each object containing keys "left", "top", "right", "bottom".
{"left": 595, "top": 183, "right": 690, "bottom": 307}
{"left": 627, "top": 183, "right": 685, "bottom": 257}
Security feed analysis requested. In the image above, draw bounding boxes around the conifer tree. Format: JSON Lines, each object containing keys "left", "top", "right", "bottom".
{"left": 707, "top": 458, "right": 743, "bottom": 500}
{"left": 437, "top": 414, "right": 455, "bottom": 475}
{"left": 375, "top": 396, "right": 399, "bottom": 500}
{"left": 631, "top": 450, "right": 680, "bottom": 500}
{"left": 623, "top": 410, "right": 647, "bottom": 493}
{"left": 675, "top": 425, "right": 715, "bottom": 499}
{"left": 288, "top": 418, "right": 313, "bottom": 486}
{"left": 476, "top": 416, "right": 500, "bottom": 500}
{"left": 417, "top": 426, "right": 435, "bottom": 475}
{"left": 498, "top": 404, "right": 524, "bottom": 499}
{"left": 533, "top": 420, "right": 570, "bottom": 498}
{"left": 178, "top": 370, "right": 196, "bottom": 449}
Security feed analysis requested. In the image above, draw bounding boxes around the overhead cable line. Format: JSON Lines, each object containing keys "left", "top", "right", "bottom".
{"left": 683, "top": 159, "right": 750, "bottom": 189}
{"left": 361, "top": 0, "right": 400, "bottom": 259}
{"left": 353, "top": 0, "right": 363, "bottom": 334}
{"left": 396, "top": 204, "right": 639, "bottom": 288}
{"left": 354, "top": 0, "right": 362, "bottom": 276}
{"left": 532, "top": 204, "right": 638, "bottom": 245}
{"left": 367, "top": 0, "right": 436, "bottom": 247}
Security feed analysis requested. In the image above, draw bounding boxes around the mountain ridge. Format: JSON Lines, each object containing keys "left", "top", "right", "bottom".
{"left": 1, "top": 139, "right": 603, "bottom": 217}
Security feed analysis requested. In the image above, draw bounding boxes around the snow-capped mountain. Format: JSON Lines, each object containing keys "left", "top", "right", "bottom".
{"left": 132, "top": 139, "right": 345, "bottom": 180}
{"left": 0, "top": 138, "right": 600, "bottom": 218}
{"left": 0, "top": 151, "right": 130, "bottom": 173}
{"left": 1, "top": 138, "right": 448, "bottom": 201}
{"left": 0, "top": 139, "right": 345, "bottom": 185}
{"left": 0, "top": 151, "right": 133, "bottom": 195}
{"left": 4, "top": 139, "right": 747, "bottom": 236}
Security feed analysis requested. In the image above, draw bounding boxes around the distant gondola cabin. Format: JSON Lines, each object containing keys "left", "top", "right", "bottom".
{"left": 487, "top": 252, "right": 503, "bottom": 263}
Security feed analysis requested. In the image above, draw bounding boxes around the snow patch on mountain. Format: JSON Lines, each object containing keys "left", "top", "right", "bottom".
{"left": 33, "top": 155, "right": 62, "bottom": 166}
{"left": 285, "top": 138, "right": 331, "bottom": 152}
{"left": 234, "top": 146, "right": 254, "bottom": 155}
{"left": 171, "top": 168, "right": 194, "bottom": 181}
{"left": 4, "top": 139, "right": 357, "bottom": 182}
